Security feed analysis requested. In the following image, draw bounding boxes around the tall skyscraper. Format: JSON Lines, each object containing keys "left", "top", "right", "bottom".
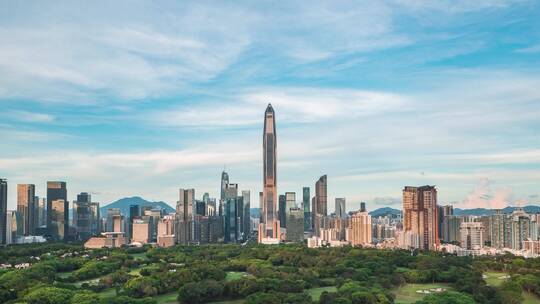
{"left": 242, "top": 190, "right": 251, "bottom": 240}
{"left": 74, "top": 192, "right": 96, "bottom": 241}
{"left": 491, "top": 210, "right": 505, "bottom": 248}
{"left": 438, "top": 205, "right": 453, "bottom": 239}
{"left": 17, "top": 184, "right": 36, "bottom": 236}
{"left": 315, "top": 175, "right": 328, "bottom": 217}
{"left": 303, "top": 187, "right": 311, "bottom": 231}
{"left": 220, "top": 171, "right": 229, "bottom": 216}
{"left": 47, "top": 181, "right": 67, "bottom": 236}
{"left": 0, "top": 178, "right": 7, "bottom": 244}
{"left": 38, "top": 197, "right": 47, "bottom": 227}
{"left": 279, "top": 194, "right": 286, "bottom": 228}
{"left": 402, "top": 185, "right": 439, "bottom": 250}
{"left": 312, "top": 175, "right": 327, "bottom": 236}
{"left": 335, "top": 198, "right": 346, "bottom": 219}
{"left": 177, "top": 189, "right": 195, "bottom": 221}
{"left": 176, "top": 188, "right": 195, "bottom": 244}
{"left": 259, "top": 103, "right": 279, "bottom": 243}
{"left": 285, "top": 192, "right": 296, "bottom": 212}
{"left": 128, "top": 204, "right": 140, "bottom": 241}
{"left": 360, "top": 202, "right": 366, "bottom": 213}
{"left": 286, "top": 207, "right": 304, "bottom": 242}
{"left": 50, "top": 199, "right": 68, "bottom": 241}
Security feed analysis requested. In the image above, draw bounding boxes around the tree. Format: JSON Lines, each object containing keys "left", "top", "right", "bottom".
{"left": 23, "top": 287, "right": 73, "bottom": 304}
{"left": 70, "top": 291, "right": 100, "bottom": 304}
{"left": 123, "top": 276, "right": 160, "bottom": 298}
{"left": 415, "top": 291, "right": 476, "bottom": 304}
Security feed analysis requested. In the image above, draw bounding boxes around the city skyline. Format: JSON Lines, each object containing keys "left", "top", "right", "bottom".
{"left": 1, "top": 1, "right": 540, "bottom": 210}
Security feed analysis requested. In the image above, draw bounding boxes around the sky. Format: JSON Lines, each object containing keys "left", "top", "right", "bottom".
{"left": 1, "top": 1, "right": 539, "bottom": 212}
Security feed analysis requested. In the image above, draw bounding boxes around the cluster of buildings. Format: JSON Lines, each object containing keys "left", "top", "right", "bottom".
{"left": 1, "top": 104, "right": 539, "bottom": 258}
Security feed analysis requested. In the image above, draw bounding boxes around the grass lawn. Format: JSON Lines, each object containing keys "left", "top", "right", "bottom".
{"left": 154, "top": 292, "right": 178, "bottom": 304}
{"left": 56, "top": 271, "right": 74, "bottom": 279}
{"left": 483, "top": 271, "right": 509, "bottom": 287}
{"left": 307, "top": 286, "right": 337, "bottom": 301}
{"left": 393, "top": 283, "right": 453, "bottom": 304}
{"left": 209, "top": 300, "right": 244, "bottom": 304}
{"left": 523, "top": 291, "right": 540, "bottom": 304}
{"left": 128, "top": 267, "right": 142, "bottom": 276}
{"left": 98, "top": 288, "right": 117, "bottom": 298}
{"left": 225, "top": 271, "right": 248, "bottom": 281}
{"left": 130, "top": 252, "right": 148, "bottom": 260}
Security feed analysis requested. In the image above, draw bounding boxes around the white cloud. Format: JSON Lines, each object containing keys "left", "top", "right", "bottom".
{"left": 151, "top": 87, "right": 408, "bottom": 127}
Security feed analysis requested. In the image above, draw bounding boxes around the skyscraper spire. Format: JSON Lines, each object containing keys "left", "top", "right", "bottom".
{"left": 258, "top": 103, "right": 279, "bottom": 243}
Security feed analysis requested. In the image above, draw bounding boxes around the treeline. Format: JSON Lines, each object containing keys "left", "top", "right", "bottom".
{"left": 2, "top": 243, "right": 540, "bottom": 303}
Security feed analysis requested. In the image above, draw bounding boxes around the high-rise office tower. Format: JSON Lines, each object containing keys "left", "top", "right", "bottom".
{"left": 259, "top": 103, "right": 279, "bottom": 243}
{"left": 402, "top": 185, "right": 439, "bottom": 250}
{"left": 128, "top": 204, "right": 140, "bottom": 241}
{"left": 242, "top": 190, "right": 251, "bottom": 240}
{"left": 51, "top": 199, "right": 68, "bottom": 240}
{"left": 38, "top": 197, "right": 47, "bottom": 227}
{"left": 285, "top": 192, "right": 296, "bottom": 212}
{"left": 33, "top": 196, "right": 39, "bottom": 231}
{"left": 348, "top": 208, "right": 372, "bottom": 246}
{"left": 279, "top": 194, "right": 286, "bottom": 228}
{"left": 177, "top": 189, "right": 194, "bottom": 221}
{"left": 286, "top": 207, "right": 304, "bottom": 242}
{"left": 220, "top": 171, "right": 229, "bottom": 216}
{"left": 17, "top": 184, "right": 35, "bottom": 236}
{"left": 74, "top": 192, "right": 94, "bottom": 241}
{"left": 176, "top": 188, "right": 195, "bottom": 244}
{"left": 312, "top": 175, "right": 327, "bottom": 236}
{"left": 460, "top": 222, "right": 484, "bottom": 250}
{"left": 132, "top": 219, "right": 150, "bottom": 244}
{"left": 335, "top": 198, "right": 346, "bottom": 219}
{"left": 106, "top": 208, "right": 121, "bottom": 232}
{"left": 315, "top": 175, "right": 328, "bottom": 216}
{"left": 360, "top": 202, "right": 366, "bottom": 213}
{"left": 0, "top": 178, "right": 7, "bottom": 244}
{"left": 303, "top": 187, "right": 311, "bottom": 231}
{"left": 47, "top": 181, "right": 67, "bottom": 236}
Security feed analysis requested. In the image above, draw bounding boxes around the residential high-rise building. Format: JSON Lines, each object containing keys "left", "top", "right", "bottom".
{"left": 50, "top": 199, "right": 68, "bottom": 241}
{"left": 259, "top": 103, "right": 279, "bottom": 243}
{"left": 348, "top": 208, "right": 372, "bottom": 246}
{"left": 438, "top": 205, "right": 453, "bottom": 239}
{"left": 279, "top": 194, "right": 286, "bottom": 228}
{"left": 460, "top": 222, "right": 484, "bottom": 250}
{"left": 490, "top": 210, "right": 505, "bottom": 248}
{"left": 442, "top": 215, "right": 462, "bottom": 243}
{"left": 286, "top": 207, "right": 304, "bottom": 242}
{"left": 47, "top": 181, "right": 67, "bottom": 236}
{"left": 510, "top": 208, "right": 537, "bottom": 250}
{"left": 303, "top": 187, "right": 311, "bottom": 231}
{"left": 402, "top": 185, "right": 439, "bottom": 250}
{"left": 17, "top": 184, "right": 36, "bottom": 236}
{"left": 220, "top": 171, "right": 229, "bottom": 216}
{"left": 0, "top": 179, "right": 8, "bottom": 245}
{"left": 335, "top": 198, "right": 346, "bottom": 219}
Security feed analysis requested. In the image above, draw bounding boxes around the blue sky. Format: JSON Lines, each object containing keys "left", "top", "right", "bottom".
{"left": 1, "top": 1, "right": 539, "bottom": 211}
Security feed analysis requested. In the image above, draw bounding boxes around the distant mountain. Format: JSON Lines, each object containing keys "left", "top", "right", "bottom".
{"left": 100, "top": 196, "right": 175, "bottom": 217}
{"left": 369, "top": 207, "right": 401, "bottom": 217}
{"left": 454, "top": 205, "right": 540, "bottom": 216}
